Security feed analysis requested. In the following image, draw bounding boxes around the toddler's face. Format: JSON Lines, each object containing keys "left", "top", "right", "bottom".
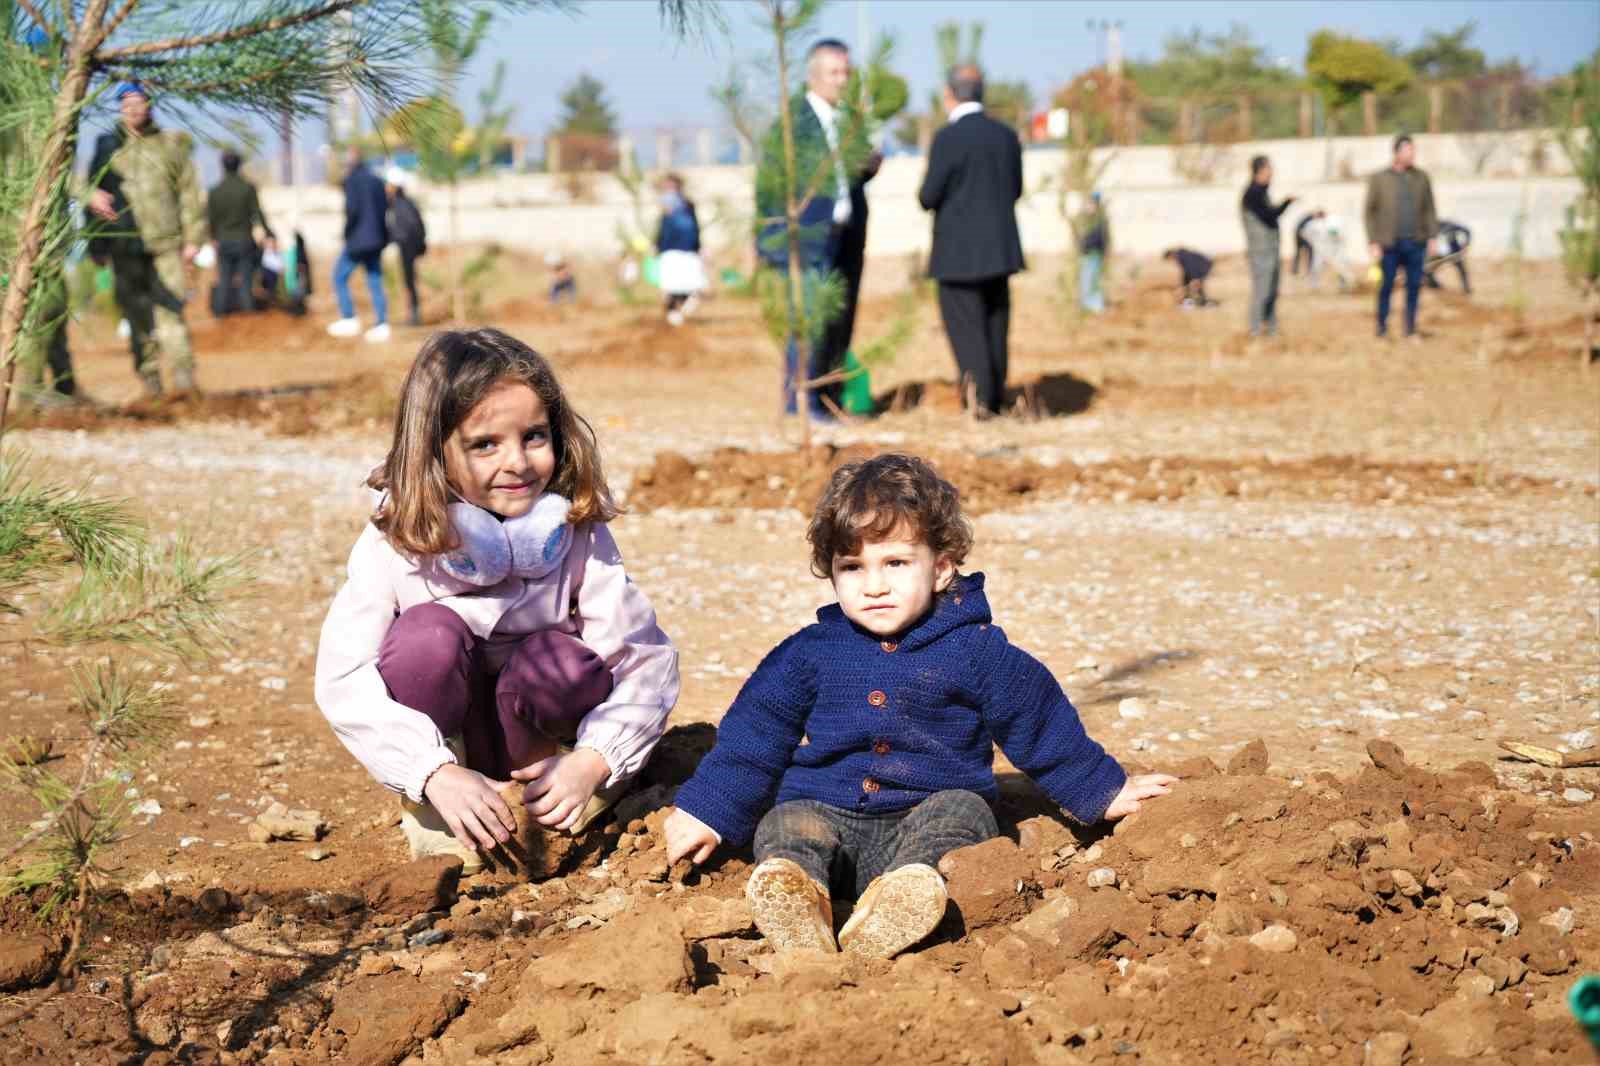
{"left": 443, "top": 380, "right": 557, "bottom": 519}
{"left": 830, "top": 531, "right": 955, "bottom": 638}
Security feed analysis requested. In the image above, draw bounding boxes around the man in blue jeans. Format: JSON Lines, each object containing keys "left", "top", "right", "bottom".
{"left": 327, "top": 147, "right": 390, "bottom": 343}
{"left": 1363, "top": 135, "right": 1438, "bottom": 342}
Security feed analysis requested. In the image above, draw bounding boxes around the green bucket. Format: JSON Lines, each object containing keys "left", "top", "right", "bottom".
{"left": 841, "top": 350, "right": 873, "bottom": 415}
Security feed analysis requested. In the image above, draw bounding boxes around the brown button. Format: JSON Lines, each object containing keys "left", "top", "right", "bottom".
{"left": 873, "top": 740, "right": 890, "bottom": 756}
{"left": 880, "top": 641, "right": 898, "bottom": 653}
{"left": 867, "top": 690, "right": 887, "bottom": 707}
{"left": 862, "top": 777, "right": 881, "bottom": 793}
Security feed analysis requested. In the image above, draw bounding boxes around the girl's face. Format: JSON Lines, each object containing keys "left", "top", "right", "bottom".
{"left": 443, "top": 380, "right": 557, "bottom": 519}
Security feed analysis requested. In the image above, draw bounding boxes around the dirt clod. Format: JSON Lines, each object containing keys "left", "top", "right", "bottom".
{"left": 363, "top": 855, "right": 463, "bottom": 917}
{"left": 1227, "top": 738, "right": 1269, "bottom": 775}
{"left": 0, "top": 935, "right": 62, "bottom": 992}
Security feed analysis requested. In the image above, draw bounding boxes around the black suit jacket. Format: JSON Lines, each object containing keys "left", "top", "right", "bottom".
{"left": 919, "top": 110, "right": 1025, "bottom": 282}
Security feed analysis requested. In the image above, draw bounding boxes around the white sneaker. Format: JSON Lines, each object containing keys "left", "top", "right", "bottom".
{"left": 326, "top": 317, "right": 361, "bottom": 338}
{"left": 364, "top": 323, "right": 392, "bottom": 343}
{"left": 838, "top": 863, "right": 948, "bottom": 958}
{"left": 666, "top": 310, "right": 685, "bottom": 327}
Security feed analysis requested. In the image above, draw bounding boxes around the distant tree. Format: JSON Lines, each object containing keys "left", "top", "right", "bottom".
{"left": 1306, "top": 30, "right": 1414, "bottom": 111}
{"left": 1557, "top": 53, "right": 1600, "bottom": 368}
{"left": 1127, "top": 24, "right": 1296, "bottom": 98}
{"left": 556, "top": 73, "right": 619, "bottom": 137}
{"left": 1404, "top": 23, "right": 1487, "bottom": 81}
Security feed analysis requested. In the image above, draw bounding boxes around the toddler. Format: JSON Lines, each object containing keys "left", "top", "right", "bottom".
{"left": 316, "top": 328, "right": 679, "bottom": 871}
{"left": 665, "top": 454, "right": 1172, "bottom": 957}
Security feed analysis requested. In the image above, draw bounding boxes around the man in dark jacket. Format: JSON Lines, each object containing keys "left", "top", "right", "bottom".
{"left": 1363, "top": 134, "right": 1438, "bottom": 340}
{"left": 327, "top": 147, "right": 390, "bottom": 342}
{"left": 1240, "top": 154, "right": 1295, "bottom": 337}
{"left": 207, "top": 149, "right": 272, "bottom": 315}
{"left": 918, "top": 65, "right": 1025, "bottom": 417}
{"left": 755, "top": 38, "right": 881, "bottom": 421}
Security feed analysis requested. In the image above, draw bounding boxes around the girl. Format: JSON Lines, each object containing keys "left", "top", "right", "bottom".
{"left": 654, "top": 174, "right": 705, "bottom": 327}
{"left": 316, "top": 328, "right": 679, "bottom": 870}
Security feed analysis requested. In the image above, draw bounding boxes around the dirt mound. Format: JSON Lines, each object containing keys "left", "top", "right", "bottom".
{"left": 627, "top": 443, "right": 1581, "bottom": 516}
{"left": 11, "top": 372, "right": 398, "bottom": 437}
{"left": 4, "top": 730, "right": 1590, "bottom": 1064}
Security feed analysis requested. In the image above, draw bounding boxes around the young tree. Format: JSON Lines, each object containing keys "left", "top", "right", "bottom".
{"left": 736, "top": 0, "right": 909, "bottom": 443}
{"left": 1557, "top": 53, "right": 1600, "bottom": 370}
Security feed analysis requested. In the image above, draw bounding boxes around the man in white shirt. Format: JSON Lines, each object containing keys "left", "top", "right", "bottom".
{"left": 756, "top": 38, "right": 881, "bottom": 421}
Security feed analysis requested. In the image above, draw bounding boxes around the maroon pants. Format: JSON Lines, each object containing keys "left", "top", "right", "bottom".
{"left": 377, "top": 603, "right": 613, "bottom": 780}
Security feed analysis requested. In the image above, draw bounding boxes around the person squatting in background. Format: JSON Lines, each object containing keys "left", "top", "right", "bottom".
{"left": 1239, "top": 154, "right": 1295, "bottom": 339}
{"left": 1163, "top": 247, "right": 1215, "bottom": 307}
{"left": 385, "top": 168, "right": 428, "bottom": 327}
{"left": 314, "top": 329, "right": 679, "bottom": 872}
{"left": 1292, "top": 209, "right": 1325, "bottom": 278}
{"left": 1424, "top": 219, "right": 1471, "bottom": 295}
{"left": 1364, "top": 134, "right": 1440, "bottom": 341}
{"left": 655, "top": 173, "right": 705, "bottom": 326}
{"left": 664, "top": 454, "right": 1175, "bottom": 959}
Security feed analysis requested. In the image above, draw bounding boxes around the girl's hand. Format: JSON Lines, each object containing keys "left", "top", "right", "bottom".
{"left": 1103, "top": 773, "right": 1178, "bottom": 820}
{"left": 663, "top": 808, "right": 719, "bottom": 865}
{"left": 422, "top": 763, "right": 517, "bottom": 851}
{"left": 512, "top": 748, "right": 612, "bottom": 832}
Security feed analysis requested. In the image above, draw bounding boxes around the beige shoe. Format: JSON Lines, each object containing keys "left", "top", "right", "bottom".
{"left": 746, "top": 858, "right": 837, "bottom": 953}
{"left": 838, "top": 863, "right": 947, "bottom": 959}
{"left": 399, "top": 795, "right": 484, "bottom": 875}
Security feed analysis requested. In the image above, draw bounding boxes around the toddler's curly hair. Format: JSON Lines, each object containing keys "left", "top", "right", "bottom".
{"left": 806, "top": 453, "right": 974, "bottom": 579}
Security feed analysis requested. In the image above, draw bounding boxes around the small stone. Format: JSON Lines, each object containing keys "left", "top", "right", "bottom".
{"left": 1365, "top": 738, "right": 1409, "bottom": 774}
{"left": 1117, "top": 698, "right": 1148, "bottom": 720}
{"left": 1562, "top": 787, "right": 1593, "bottom": 803}
{"left": 408, "top": 928, "right": 448, "bottom": 948}
{"left": 1363, "top": 1030, "right": 1408, "bottom": 1066}
{"left": 1391, "top": 869, "right": 1423, "bottom": 897}
{"left": 1248, "top": 925, "right": 1298, "bottom": 953}
{"left": 1086, "top": 868, "right": 1117, "bottom": 889}
{"left": 1222, "top": 812, "right": 1242, "bottom": 829}
{"left": 1539, "top": 907, "right": 1575, "bottom": 936}
{"left": 1080, "top": 843, "right": 1104, "bottom": 864}
{"left": 1455, "top": 972, "right": 1495, "bottom": 998}
{"left": 303, "top": 848, "right": 329, "bottom": 862}
{"left": 1179, "top": 833, "right": 1197, "bottom": 849}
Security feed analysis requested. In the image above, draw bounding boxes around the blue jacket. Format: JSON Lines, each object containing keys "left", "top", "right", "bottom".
{"left": 656, "top": 201, "right": 701, "bottom": 254}
{"left": 673, "top": 574, "right": 1127, "bottom": 847}
{"left": 342, "top": 162, "right": 389, "bottom": 257}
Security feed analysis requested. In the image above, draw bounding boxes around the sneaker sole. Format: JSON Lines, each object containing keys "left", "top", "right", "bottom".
{"left": 839, "top": 865, "right": 947, "bottom": 959}
{"left": 747, "top": 862, "right": 836, "bottom": 953}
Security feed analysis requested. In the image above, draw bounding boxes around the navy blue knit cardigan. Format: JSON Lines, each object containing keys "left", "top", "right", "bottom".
{"left": 673, "top": 574, "right": 1128, "bottom": 847}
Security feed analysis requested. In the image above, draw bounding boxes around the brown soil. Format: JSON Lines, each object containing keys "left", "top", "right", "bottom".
{"left": 630, "top": 444, "right": 1585, "bottom": 516}
{"left": 1, "top": 254, "right": 1595, "bottom": 1064}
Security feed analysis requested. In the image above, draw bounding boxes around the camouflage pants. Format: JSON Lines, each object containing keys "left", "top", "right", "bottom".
{"left": 111, "top": 249, "right": 193, "bottom": 383}
{"left": 16, "top": 272, "right": 75, "bottom": 396}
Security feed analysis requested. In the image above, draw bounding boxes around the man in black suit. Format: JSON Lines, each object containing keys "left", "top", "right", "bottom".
{"left": 918, "top": 65, "right": 1025, "bottom": 417}
{"left": 755, "top": 38, "right": 880, "bottom": 420}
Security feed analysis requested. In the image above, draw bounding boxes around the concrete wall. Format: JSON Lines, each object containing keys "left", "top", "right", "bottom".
{"left": 262, "top": 129, "right": 1581, "bottom": 264}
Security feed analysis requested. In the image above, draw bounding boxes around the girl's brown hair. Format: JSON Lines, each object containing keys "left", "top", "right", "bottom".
{"left": 367, "top": 328, "right": 619, "bottom": 556}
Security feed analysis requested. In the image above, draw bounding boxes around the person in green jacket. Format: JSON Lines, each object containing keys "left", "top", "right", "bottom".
{"left": 85, "top": 81, "right": 206, "bottom": 396}
{"left": 1363, "top": 135, "right": 1438, "bottom": 341}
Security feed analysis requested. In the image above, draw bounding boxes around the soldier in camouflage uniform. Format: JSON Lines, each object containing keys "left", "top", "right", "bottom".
{"left": 86, "top": 82, "right": 206, "bottom": 395}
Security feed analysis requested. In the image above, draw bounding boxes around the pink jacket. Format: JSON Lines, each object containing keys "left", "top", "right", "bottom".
{"left": 314, "top": 520, "right": 679, "bottom": 802}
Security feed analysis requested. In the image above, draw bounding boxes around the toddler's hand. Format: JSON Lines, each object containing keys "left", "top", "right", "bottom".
{"left": 422, "top": 763, "right": 517, "bottom": 851}
{"left": 663, "top": 808, "right": 719, "bottom": 865}
{"left": 1103, "top": 773, "right": 1178, "bottom": 820}
{"left": 512, "top": 748, "right": 611, "bottom": 832}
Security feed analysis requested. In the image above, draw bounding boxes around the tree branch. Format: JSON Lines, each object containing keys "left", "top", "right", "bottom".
{"left": 92, "top": 0, "right": 141, "bottom": 52}
{"left": 97, "top": 0, "right": 364, "bottom": 61}
{"left": 16, "top": 1, "right": 53, "bottom": 37}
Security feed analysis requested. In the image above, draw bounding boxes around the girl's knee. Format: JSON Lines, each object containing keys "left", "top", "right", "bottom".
{"left": 497, "top": 631, "right": 614, "bottom": 735}
{"left": 380, "top": 603, "right": 474, "bottom": 678}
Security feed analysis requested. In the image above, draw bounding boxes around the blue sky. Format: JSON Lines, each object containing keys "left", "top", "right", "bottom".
{"left": 467, "top": 0, "right": 1599, "bottom": 141}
